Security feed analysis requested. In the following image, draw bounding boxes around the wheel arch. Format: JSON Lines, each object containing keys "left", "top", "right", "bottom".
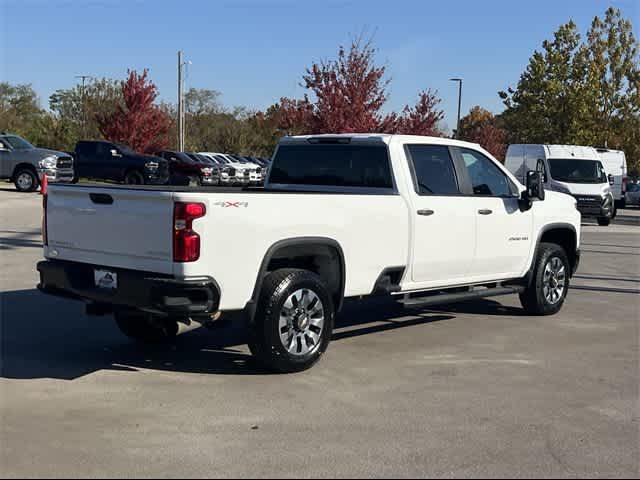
{"left": 12, "top": 162, "right": 38, "bottom": 180}
{"left": 247, "top": 237, "right": 346, "bottom": 320}
{"left": 525, "top": 223, "right": 578, "bottom": 285}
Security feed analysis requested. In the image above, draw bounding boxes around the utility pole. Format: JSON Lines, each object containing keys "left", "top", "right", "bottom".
{"left": 75, "top": 75, "right": 93, "bottom": 139}
{"left": 177, "top": 51, "right": 184, "bottom": 151}
{"left": 450, "top": 78, "right": 463, "bottom": 139}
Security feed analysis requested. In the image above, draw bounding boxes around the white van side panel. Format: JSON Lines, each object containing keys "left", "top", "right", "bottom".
{"left": 505, "top": 145, "right": 526, "bottom": 183}
{"left": 597, "top": 150, "right": 627, "bottom": 200}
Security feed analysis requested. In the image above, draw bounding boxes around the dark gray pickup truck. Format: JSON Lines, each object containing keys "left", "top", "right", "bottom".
{"left": 0, "top": 133, "right": 74, "bottom": 192}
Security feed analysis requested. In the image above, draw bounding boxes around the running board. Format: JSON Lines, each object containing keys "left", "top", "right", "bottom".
{"left": 398, "top": 286, "right": 525, "bottom": 308}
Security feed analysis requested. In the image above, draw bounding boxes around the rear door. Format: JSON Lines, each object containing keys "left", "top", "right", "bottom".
{"left": 456, "top": 147, "right": 533, "bottom": 278}
{"left": 46, "top": 186, "right": 176, "bottom": 274}
{"left": 406, "top": 144, "right": 477, "bottom": 285}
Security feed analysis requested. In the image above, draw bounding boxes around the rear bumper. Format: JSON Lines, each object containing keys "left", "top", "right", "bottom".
{"left": 37, "top": 260, "right": 220, "bottom": 316}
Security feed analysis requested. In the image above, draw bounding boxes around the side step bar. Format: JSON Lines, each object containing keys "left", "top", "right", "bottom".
{"left": 398, "top": 285, "right": 525, "bottom": 308}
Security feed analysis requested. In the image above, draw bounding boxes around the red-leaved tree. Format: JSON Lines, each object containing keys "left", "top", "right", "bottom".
{"left": 458, "top": 106, "right": 508, "bottom": 161}
{"left": 278, "top": 39, "right": 444, "bottom": 136}
{"left": 97, "top": 69, "right": 173, "bottom": 153}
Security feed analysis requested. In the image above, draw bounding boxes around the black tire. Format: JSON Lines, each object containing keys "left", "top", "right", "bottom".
{"left": 597, "top": 217, "right": 611, "bottom": 226}
{"left": 13, "top": 168, "right": 39, "bottom": 192}
{"left": 70, "top": 175, "right": 79, "bottom": 184}
{"left": 123, "top": 170, "right": 145, "bottom": 185}
{"left": 114, "top": 310, "right": 179, "bottom": 344}
{"left": 248, "top": 268, "right": 335, "bottom": 373}
{"left": 519, "top": 242, "right": 570, "bottom": 316}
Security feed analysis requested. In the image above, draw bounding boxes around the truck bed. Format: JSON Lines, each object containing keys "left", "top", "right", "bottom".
{"left": 44, "top": 183, "right": 409, "bottom": 310}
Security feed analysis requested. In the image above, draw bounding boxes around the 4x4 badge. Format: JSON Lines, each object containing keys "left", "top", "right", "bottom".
{"left": 214, "top": 201, "right": 248, "bottom": 208}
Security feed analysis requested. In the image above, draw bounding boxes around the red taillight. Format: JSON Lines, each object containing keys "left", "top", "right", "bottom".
{"left": 173, "top": 202, "right": 206, "bottom": 262}
{"left": 42, "top": 194, "right": 48, "bottom": 246}
{"left": 622, "top": 176, "right": 628, "bottom": 194}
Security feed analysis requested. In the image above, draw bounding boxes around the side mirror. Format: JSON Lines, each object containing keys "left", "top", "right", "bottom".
{"left": 608, "top": 174, "right": 615, "bottom": 185}
{"left": 526, "top": 170, "right": 545, "bottom": 201}
{"left": 536, "top": 159, "right": 547, "bottom": 183}
{"left": 110, "top": 149, "right": 121, "bottom": 157}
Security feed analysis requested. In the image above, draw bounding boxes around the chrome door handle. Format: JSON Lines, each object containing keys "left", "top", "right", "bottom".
{"left": 478, "top": 209, "right": 493, "bottom": 215}
{"left": 417, "top": 209, "right": 435, "bottom": 216}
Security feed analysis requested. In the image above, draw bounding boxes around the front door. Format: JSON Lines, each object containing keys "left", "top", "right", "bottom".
{"left": 458, "top": 147, "right": 533, "bottom": 278}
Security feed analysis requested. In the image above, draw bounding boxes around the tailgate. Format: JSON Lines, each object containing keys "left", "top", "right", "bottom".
{"left": 46, "top": 186, "right": 175, "bottom": 274}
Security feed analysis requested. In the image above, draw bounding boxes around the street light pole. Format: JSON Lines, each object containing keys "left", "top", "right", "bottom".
{"left": 177, "top": 51, "right": 184, "bottom": 151}
{"left": 75, "top": 75, "right": 93, "bottom": 139}
{"left": 450, "top": 78, "right": 463, "bottom": 139}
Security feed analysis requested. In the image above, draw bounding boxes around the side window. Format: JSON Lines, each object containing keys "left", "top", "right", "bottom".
{"left": 461, "top": 148, "right": 514, "bottom": 197}
{"left": 78, "top": 142, "right": 96, "bottom": 159}
{"left": 95, "top": 143, "right": 108, "bottom": 158}
{"left": 407, "top": 145, "right": 459, "bottom": 195}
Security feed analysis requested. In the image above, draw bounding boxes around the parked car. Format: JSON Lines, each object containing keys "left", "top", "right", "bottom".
{"left": 39, "top": 134, "right": 581, "bottom": 373}
{"left": 625, "top": 182, "right": 640, "bottom": 206}
{"left": 0, "top": 133, "right": 74, "bottom": 192}
{"left": 200, "top": 152, "right": 252, "bottom": 185}
{"left": 155, "top": 150, "right": 216, "bottom": 186}
{"left": 196, "top": 153, "right": 236, "bottom": 185}
{"left": 505, "top": 144, "right": 614, "bottom": 226}
{"left": 229, "top": 154, "right": 263, "bottom": 184}
{"left": 596, "top": 148, "right": 628, "bottom": 209}
{"left": 73, "top": 140, "right": 169, "bottom": 185}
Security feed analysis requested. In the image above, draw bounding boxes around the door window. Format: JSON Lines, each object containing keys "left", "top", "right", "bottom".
{"left": 461, "top": 148, "right": 515, "bottom": 196}
{"left": 406, "top": 145, "right": 459, "bottom": 195}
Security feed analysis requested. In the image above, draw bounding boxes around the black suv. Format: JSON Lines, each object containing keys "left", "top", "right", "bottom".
{"left": 73, "top": 140, "right": 169, "bottom": 185}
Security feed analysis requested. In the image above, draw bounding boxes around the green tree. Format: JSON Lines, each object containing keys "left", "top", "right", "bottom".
{"left": 499, "top": 8, "right": 640, "bottom": 172}
{"left": 0, "top": 83, "right": 42, "bottom": 135}
{"left": 49, "top": 78, "right": 122, "bottom": 141}
{"left": 499, "top": 21, "right": 584, "bottom": 143}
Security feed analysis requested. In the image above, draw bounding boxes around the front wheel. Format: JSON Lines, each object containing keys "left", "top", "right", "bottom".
{"left": 114, "top": 310, "right": 179, "bottom": 344}
{"left": 597, "top": 217, "right": 611, "bottom": 226}
{"left": 14, "top": 169, "right": 39, "bottom": 192}
{"left": 248, "top": 268, "right": 335, "bottom": 373}
{"left": 519, "top": 242, "right": 570, "bottom": 316}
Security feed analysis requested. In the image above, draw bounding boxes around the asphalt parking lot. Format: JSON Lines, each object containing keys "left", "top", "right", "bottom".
{"left": 1, "top": 187, "right": 638, "bottom": 478}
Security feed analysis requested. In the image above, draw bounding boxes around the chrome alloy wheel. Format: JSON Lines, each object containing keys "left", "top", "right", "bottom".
{"left": 543, "top": 256, "right": 566, "bottom": 304}
{"left": 278, "top": 288, "right": 325, "bottom": 356}
{"left": 17, "top": 172, "right": 34, "bottom": 190}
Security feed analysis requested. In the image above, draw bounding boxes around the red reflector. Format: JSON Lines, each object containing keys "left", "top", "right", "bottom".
{"left": 173, "top": 202, "right": 206, "bottom": 262}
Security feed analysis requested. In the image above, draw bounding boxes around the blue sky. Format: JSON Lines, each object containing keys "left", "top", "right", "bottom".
{"left": 1, "top": 0, "right": 637, "bottom": 131}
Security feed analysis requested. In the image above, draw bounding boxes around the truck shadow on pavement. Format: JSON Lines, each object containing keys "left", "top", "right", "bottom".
{"left": 2, "top": 289, "right": 528, "bottom": 380}
{"left": 0, "top": 228, "right": 43, "bottom": 251}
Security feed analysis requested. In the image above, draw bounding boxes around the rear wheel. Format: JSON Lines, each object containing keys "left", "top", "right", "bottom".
{"left": 114, "top": 310, "right": 179, "bottom": 344}
{"left": 597, "top": 217, "right": 611, "bottom": 226}
{"left": 520, "top": 242, "right": 570, "bottom": 315}
{"left": 123, "top": 170, "right": 144, "bottom": 185}
{"left": 248, "top": 268, "right": 334, "bottom": 373}
{"left": 14, "top": 169, "right": 39, "bottom": 192}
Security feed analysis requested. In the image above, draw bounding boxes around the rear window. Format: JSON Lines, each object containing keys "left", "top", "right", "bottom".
{"left": 270, "top": 144, "right": 393, "bottom": 189}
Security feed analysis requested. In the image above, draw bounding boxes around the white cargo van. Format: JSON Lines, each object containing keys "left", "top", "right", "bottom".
{"left": 596, "top": 148, "right": 628, "bottom": 209}
{"left": 506, "top": 144, "right": 614, "bottom": 226}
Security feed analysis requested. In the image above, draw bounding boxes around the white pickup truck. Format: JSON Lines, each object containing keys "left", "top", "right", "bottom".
{"left": 38, "top": 134, "right": 581, "bottom": 372}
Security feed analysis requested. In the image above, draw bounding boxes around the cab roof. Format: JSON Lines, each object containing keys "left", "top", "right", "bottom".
{"left": 281, "top": 133, "right": 481, "bottom": 150}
